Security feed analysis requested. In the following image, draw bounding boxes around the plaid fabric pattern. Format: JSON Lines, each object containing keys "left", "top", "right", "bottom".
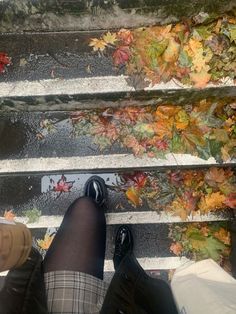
{"left": 44, "top": 271, "right": 108, "bottom": 314}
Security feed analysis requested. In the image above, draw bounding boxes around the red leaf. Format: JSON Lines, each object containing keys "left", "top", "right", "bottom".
{"left": 0, "top": 52, "right": 11, "bottom": 73}
{"left": 123, "top": 172, "right": 147, "bottom": 190}
{"left": 51, "top": 175, "right": 74, "bottom": 193}
{"left": 168, "top": 171, "right": 183, "bottom": 187}
{"left": 117, "top": 29, "right": 134, "bottom": 45}
{"left": 155, "top": 139, "right": 168, "bottom": 150}
{"left": 224, "top": 193, "right": 236, "bottom": 209}
{"left": 113, "top": 46, "right": 130, "bottom": 66}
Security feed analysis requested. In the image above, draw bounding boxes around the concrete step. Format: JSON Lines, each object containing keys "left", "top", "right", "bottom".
{"left": 0, "top": 105, "right": 235, "bottom": 176}
{"left": 0, "top": 170, "right": 234, "bottom": 223}
{"left": 0, "top": 24, "right": 236, "bottom": 111}
{"left": 0, "top": 0, "right": 234, "bottom": 33}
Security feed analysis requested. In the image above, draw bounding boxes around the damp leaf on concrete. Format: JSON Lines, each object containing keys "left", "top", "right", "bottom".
{"left": 22, "top": 208, "right": 42, "bottom": 224}
{"left": 4, "top": 209, "right": 16, "bottom": 221}
{"left": 0, "top": 52, "right": 11, "bottom": 73}
{"left": 89, "top": 15, "right": 236, "bottom": 88}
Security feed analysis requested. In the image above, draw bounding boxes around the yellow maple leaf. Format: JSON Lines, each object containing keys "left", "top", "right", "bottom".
{"left": 162, "top": 37, "right": 180, "bottom": 63}
{"left": 4, "top": 209, "right": 16, "bottom": 221}
{"left": 191, "top": 48, "right": 212, "bottom": 73}
{"left": 37, "top": 233, "right": 55, "bottom": 250}
{"left": 89, "top": 38, "right": 107, "bottom": 51}
{"left": 199, "top": 192, "right": 226, "bottom": 213}
{"left": 189, "top": 69, "right": 211, "bottom": 88}
{"left": 214, "top": 228, "right": 231, "bottom": 245}
{"left": 184, "top": 38, "right": 202, "bottom": 58}
{"left": 103, "top": 32, "right": 117, "bottom": 45}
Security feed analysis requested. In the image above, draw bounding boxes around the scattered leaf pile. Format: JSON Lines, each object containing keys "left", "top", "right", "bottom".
{"left": 71, "top": 100, "right": 236, "bottom": 161}
{"left": 0, "top": 52, "right": 11, "bottom": 73}
{"left": 169, "top": 222, "right": 231, "bottom": 262}
{"left": 89, "top": 16, "right": 236, "bottom": 88}
{"left": 116, "top": 168, "right": 236, "bottom": 220}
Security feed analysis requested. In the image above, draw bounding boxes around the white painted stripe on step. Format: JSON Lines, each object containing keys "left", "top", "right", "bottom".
{"left": 11, "top": 211, "right": 229, "bottom": 229}
{"left": 104, "top": 256, "right": 190, "bottom": 271}
{"left": 0, "top": 153, "right": 234, "bottom": 175}
{"left": 0, "top": 75, "right": 234, "bottom": 97}
{"left": 0, "top": 256, "right": 190, "bottom": 277}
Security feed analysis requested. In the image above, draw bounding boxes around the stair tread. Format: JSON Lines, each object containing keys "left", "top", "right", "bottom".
{"left": 0, "top": 104, "right": 235, "bottom": 169}
{"left": 0, "top": 170, "right": 234, "bottom": 222}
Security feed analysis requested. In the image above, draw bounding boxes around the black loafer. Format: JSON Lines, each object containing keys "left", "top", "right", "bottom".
{"left": 113, "top": 225, "right": 134, "bottom": 270}
{"left": 84, "top": 175, "right": 107, "bottom": 207}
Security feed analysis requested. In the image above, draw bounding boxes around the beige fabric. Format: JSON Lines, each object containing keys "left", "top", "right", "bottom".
{"left": 0, "top": 221, "right": 32, "bottom": 271}
{"left": 171, "top": 259, "right": 236, "bottom": 314}
{"left": 44, "top": 271, "right": 109, "bottom": 314}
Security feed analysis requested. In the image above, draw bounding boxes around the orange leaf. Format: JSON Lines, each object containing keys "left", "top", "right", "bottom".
{"left": 37, "top": 233, "right": 55, "bottom": 250}
{"left": 117, "top": 29, "right": 133, "bottom": 45}
{"left": 205, "top": 167, "right": 228, "bottom": 187}
{"left": 170, "top": 242, "right": 183, "bottom": 256}
{"left": 4, "top": 209, "right": 15, "bottom": 221}
{"left": 126, "top": 187, "right": 142, "bottom": 207}
{"left": 189, "top": 70, "right": 211, "bottom": 88}
{"left": 199, "top": 192, "right": 226, "bottom": 213}
{"left": 214, "top": 228, "right": 231, "bottom": 245}
{"left": 89, "top": 38, "right": 107, "bottom": 51}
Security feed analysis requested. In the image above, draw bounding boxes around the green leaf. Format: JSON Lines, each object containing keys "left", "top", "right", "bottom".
{"left": 178, "top": 50, "right": 192, "bottom": 67}
{"left": 201, "top": 236, "right": 226, "bottom": 261}
{"left": 208, "top": 139, "right": 223, "bottom": 162}
{"left": 228, "top": 24, "right": 236, "bottom": 43}
{"left": 133, "top": 123, "right": 155, "bottom": 139}
{"left": 147, "top": 39, "right": 169, "bottom": 62}
{"left": 23, "top": 208, "right": 41, "bottom": 224}
{"left": 194, "top": 26, "right": 211, "bottom": 40}
{"left": 171, "top": 133, "right": 182, "bottom": 152}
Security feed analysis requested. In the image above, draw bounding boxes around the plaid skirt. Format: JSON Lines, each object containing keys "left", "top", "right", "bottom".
{"left": 44, "top": 271, "right": 109, "bottom": 314}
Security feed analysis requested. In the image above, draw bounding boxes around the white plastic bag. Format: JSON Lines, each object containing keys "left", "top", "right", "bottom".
{"left": 171, "top": 259, "right": 236, "bottom": 314}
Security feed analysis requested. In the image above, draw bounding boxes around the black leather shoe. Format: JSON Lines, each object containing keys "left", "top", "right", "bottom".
{"left": 84, "top": 175, "right": 107, "bottom": 207}
{"left": 113, "top": 225, "right": 134, "bottom": 270}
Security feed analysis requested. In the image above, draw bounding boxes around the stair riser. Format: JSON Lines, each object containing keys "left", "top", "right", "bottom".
{"left": 1, "top": 0, "right": 234, "bottom": 33}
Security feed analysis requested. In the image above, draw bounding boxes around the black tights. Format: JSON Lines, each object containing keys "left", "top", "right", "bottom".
{"left": 43, "top": 197, "right": 106, "bottom": 280}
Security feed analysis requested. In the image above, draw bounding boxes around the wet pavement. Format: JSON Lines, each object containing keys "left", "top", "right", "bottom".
{"left": 31, "top": 223, "right": 173, "bottom": 260}
{"left": 0, "top": 170, "right": 233, "bottom": 218}
{"left": 0, "top": 32, "right": 120, "bottom": 83}
{"left": 0, "top": 111, "right": 129, "bottom": 159}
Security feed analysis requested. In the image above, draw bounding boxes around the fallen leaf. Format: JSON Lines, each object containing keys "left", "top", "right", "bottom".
{"left": 113, "top": 46, "right": 130, "bottom": 66}
{"left": 205, "top": 167, "right": 228, "bottom": 187}
{"left": 199, "top": 192, "right": 226, "bottom": 213}
{"left": 214, "top": 228, "right": 231, "bottom": 245}
{"left": 170, "top": 242, "right": 183, "bottom": 255}
{"left": 117, "top": 29, "right": 134, "bottom": 45}
{"left": 224, "top": 193, "right": 236, "bottom": 209}
{"left": 37, "top": 233, "right": 55, "bottom": 250}
{"left": 4, "top": 209, "right": 15, "bottom": 221}
{"left": 162, "top": 38, "right": 180, "bottom": 63}
{"left": 103, "top": 32, "right": 117, "bottom": 45}
{"left": 189, "top": 69, "right": 211, "bottom": 88}
{"left": 89, "top": 38, "right": 107, "bottom": 51}
{"left": 126, "top": 186, "right": 142, "bottom": 207}
{"left": 0, "top": 52, "right": 11, "bottom": 73}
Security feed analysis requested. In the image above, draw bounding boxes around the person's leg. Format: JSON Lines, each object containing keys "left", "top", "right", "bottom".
{"left": 43, "top": 196, "right": 106, "bottom": 280}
